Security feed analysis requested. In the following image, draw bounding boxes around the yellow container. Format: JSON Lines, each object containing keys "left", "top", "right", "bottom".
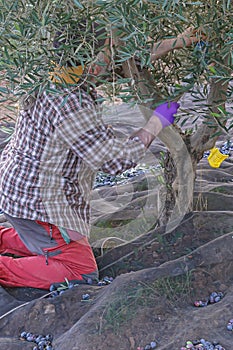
{"left": 207, "top": 147, "right": 229, "bottom": 168}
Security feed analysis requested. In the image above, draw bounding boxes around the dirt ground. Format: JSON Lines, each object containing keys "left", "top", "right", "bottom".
{"left": 0, "top": 99, "right": 233, "bottom": 350}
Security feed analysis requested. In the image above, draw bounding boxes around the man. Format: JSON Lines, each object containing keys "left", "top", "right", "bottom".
{"left": 0, "top": 23, "right": 201, "bottom": 290}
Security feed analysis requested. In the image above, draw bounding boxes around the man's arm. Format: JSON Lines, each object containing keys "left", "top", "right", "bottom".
{"left": 129, "top": 102, "right": 179, "bottom": 148}
{"left": 129, "top": 116, "right": 163, "bottom": 148}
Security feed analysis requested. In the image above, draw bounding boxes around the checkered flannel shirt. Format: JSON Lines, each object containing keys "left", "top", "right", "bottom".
{"left": 0, "top": 86, "right": 146, "bottom": 236}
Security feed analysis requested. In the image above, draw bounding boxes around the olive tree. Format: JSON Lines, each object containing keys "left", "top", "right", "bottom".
{"left": 0, "top": 0, "right": 232, "bottom": 230}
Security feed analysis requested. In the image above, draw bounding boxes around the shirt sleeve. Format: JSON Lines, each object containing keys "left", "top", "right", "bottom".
{"left": 55, "top": 106, "right": 146, "bottom": 174}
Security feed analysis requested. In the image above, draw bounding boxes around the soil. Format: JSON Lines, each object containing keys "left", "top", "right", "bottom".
{"left": 0, "top": 98, "right": 233, "bottom": 350}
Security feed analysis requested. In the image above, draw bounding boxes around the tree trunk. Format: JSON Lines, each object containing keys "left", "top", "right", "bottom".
{"left": 118, "top": 55, "right": 229, "bottom": 229}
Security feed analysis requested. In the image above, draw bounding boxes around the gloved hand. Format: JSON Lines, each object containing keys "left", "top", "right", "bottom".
{"left": 153, "top": 101, "right": 180, "bottom": 128}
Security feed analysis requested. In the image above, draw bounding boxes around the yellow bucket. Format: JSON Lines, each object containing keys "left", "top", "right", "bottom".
{"left": 207, "top": 147, "right": 229, "bottom": 168}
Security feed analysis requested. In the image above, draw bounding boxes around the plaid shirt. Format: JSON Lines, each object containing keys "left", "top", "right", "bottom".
{"left": 0, "top": 86, "right": 146, "bottom": 236}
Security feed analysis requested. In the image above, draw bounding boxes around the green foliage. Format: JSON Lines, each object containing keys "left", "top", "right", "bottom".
{"left": 0, "top": 0, "right": 232, "bottom": 107}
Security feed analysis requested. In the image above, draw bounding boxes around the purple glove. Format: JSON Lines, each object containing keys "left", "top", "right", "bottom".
{"left": 153, "top": 102, "right": 180, "bottom": 128}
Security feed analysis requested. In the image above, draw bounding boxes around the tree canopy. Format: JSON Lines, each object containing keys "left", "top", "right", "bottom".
{"left": 0, "top": 1, "right": 232, "bottom": 107}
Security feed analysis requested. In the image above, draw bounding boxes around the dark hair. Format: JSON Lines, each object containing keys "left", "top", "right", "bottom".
{"left": 53, "top": 20, "right": 107, "bottom": 67}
